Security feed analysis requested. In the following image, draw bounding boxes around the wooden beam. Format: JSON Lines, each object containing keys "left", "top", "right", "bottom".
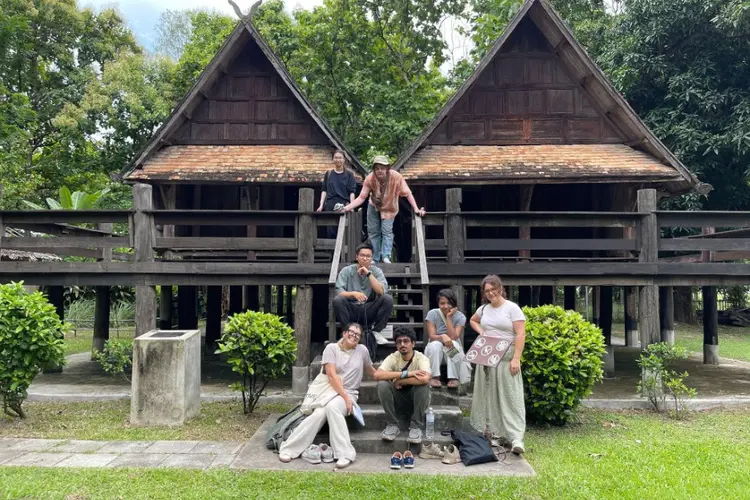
{"left": 154, "top": 237, "right": 297, "bottom": 251}
{"left": 660, "top": 238, "right": 750, "bottom": 252}
{"left": 657, "top": 211, "right": 750, "bottom": 228}
{"left": 2, "top": 236, "right": 130, "bottom": 249}
{"left": 293, "top": 188, "right": 315, "bottom": 394}
{"left": 0, "top": 210, "right": 131, "bottom": 224}
{"left": 133, "top": 184, "right": 156, "bottom": 337}
{"left": 638, "top": 189, "right": 659, "bottom": 347}
{"left": 446, "top": 187, "right": 463, "bottom": 315}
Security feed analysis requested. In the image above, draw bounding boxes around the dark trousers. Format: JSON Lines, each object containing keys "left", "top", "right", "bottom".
{"left": 377, "top": 381, "right": 432, "bottom": 430}
{"left": 332, "top": 293, "right": 393, "bottom": 333}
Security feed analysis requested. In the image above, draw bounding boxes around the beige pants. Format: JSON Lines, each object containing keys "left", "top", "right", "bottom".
{"left": 278, "top": 394, "right": 357, "bottom": 461}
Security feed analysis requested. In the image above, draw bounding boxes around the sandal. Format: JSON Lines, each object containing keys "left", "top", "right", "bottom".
{"left": 429, "top": 377, "right": 442, "bottom": 388}
{"left": 446, "top": 379, "right": 459, "bottom": 388}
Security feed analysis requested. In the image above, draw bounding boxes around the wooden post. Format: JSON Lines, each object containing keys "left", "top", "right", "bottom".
{"left": 206, "top": 286, "right": 222, "bottom": 349}
{"left": 263, "top": 285, "right": 273, "bottom": 313}
{"left": 659, "top": 286, "right": 675, "bottom": 346}
{"left": 243, "top": 285, "right": 259, "bottom": 311}
{"left": 446, "top": 188, "right": 465, "bottom": 320}
{"left": 178, "top": 286, "right": 198, "bottom": 329}
{"left": 133, "top": 183, "right": 156, "bottom": 337}
{"left": 93, "top": 222, "right": 112, "bottom": 355}
{"left": 241, "top": 184, "right": 260, "bottom": 314}
{"left": 637, "top": 189, "right": 659, "bottom": 348}
{"left": 285, "top": 285, "right": 293, "bottom": 322}
{"left": 47, "top": 286, "right": 65, "bottom": 322}
{"left": 624, "top": 286, "right": 638, "bottom": 346}
{"left": 518, "top": 286, "right": 532, "bottom": 307}
{"left": 539, "top": 286, "right": 554, "bottom": 306}
{"left": 159, "top": 285, "right": 173, "bottom": 330}
{"left": 229, "top": 286, "right": 243, "bottom": 316}
{"left": 702, "top": 227, "right": 718, "bottom": 364}
{"left": 600, "top": 285, "right": 615, "bottom": 378}
{"left": 293, "top": 188, "right": 315, "bottom": 394}
{"left": 276, "top": 285, "right": 285, "bottom": 317}
{"left": 564, "top": 286, "right": 576, "bottom": 311}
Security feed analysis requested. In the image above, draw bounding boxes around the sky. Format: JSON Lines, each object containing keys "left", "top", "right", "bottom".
{"left": 80, "top": 0, "right": 325, "bottom": 50}
{"left": 79, "top": 0, "right": 471, "bottom": 64}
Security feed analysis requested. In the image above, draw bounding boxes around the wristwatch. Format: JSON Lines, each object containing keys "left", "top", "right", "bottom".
{"left": 366, "top": 271, "right": 372, "bottom": 277}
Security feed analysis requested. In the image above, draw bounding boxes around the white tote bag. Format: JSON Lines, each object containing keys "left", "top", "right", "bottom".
{"left": 300, "top": 366, "right": 339, "bottom": 415}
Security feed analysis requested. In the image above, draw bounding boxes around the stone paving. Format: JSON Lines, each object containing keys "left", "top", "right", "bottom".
{"left": 0, "top": 419, "right": 535, "bottom": 476}
{"left": 0, "top": 437, "right": 244, "bottom": 470}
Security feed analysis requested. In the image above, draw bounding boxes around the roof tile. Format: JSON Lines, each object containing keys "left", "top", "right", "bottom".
{"left": 401, "top": 144, "right": 682, "bottom": 182}
{"left": 126, "top": 145, "right": 361, "bottom": 184}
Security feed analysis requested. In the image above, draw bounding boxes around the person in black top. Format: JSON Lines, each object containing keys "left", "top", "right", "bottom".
{"left": 317, "top": 150, "right": 357, "bottom": 238}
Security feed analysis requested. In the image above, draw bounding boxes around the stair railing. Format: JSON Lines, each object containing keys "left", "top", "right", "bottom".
{"left": 413, "top": 216, "right": 430, "bottom": 285}
{"left": 328, "top": 214, "right": 348, "bottom": 342}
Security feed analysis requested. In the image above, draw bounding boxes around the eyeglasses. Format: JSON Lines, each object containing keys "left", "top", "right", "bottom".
{"left": 344, "top": 329, "right": 361, "bottom": 338}
{"left": 357, "top": 254, "right": 373, "bottom": 260}
{"left": 484, "top": 287, "right": 500, "bottom": 296}
{"left": 395, "top": 339, "right": 412, "bottom": 345}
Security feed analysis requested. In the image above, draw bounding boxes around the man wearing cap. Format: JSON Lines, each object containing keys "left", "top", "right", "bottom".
{"left": 343, "top": 155, "right": 425, "bottom": 264}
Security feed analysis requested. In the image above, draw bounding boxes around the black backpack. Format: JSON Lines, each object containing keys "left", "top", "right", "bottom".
{"left": 362, "top": 327, "right": 378, "bottom": 363}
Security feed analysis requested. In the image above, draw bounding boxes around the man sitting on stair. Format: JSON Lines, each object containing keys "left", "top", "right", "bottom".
{"left": 374, "top": 326, "right": 431, "bottom": 444}
{"left": 333, "top": 242, "right": 394, "bottom": 353}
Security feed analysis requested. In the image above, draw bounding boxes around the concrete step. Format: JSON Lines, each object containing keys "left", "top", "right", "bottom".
{"left": 356, "top": 381, "right": 458, "bottom": 406}
{"left": 356, "top": 404, "right": 463, "bottom": 430}
{"left": 315, "top": 429, "right": 455, "bottom": 455}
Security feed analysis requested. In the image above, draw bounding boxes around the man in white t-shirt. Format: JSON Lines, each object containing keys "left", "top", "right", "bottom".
{"left": 373, "top": 326, "right": 431, "bottom": 444}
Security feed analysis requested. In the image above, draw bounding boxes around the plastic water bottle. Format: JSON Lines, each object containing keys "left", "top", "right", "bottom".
{"left": 425, "top": 407, "right": 435, "bottom": 441}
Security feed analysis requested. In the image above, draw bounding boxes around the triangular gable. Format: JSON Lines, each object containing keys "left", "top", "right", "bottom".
{"left": 393, "top": 0, "right": 701, "bottom": 194}
{"left": 120, "top": 19, "right": 365, "bottom": 180}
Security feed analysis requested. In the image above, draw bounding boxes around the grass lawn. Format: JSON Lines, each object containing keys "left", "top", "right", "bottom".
{"left": 0, "top": 401, "right": 286, "bottom": 442}
{"left": 2, "top": 403, "right": 750, "bottom": 498}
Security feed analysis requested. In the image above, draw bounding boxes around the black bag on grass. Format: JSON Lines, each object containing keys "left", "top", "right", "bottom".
{"left": 451, "top": 430, "right": 499, "bottom": 466}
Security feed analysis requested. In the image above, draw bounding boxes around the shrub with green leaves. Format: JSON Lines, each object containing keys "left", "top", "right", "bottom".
{"left": 522, "top": 305, "right": 606, "bottom": 425}
{"left": 216, "top": 311, "right": 297, "bottom": 414}
{"left": 93, "top": 339, "right": 133, "bottom": 382}
{"left": 0, "top": 282, "right": 67, "bottom": 418}
{"left": 637, "top": 342, "right": 696, "bottom": 418}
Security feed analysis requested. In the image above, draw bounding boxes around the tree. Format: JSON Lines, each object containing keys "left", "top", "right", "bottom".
{"left": 22, "top": 186, "right": 110, "bottom": 210}
{"left": 583, "top": 0, "right": 750, "bottom": 212}
{"left": 155, "top": 9, "right": 196, "bottom": 60}
{"left": 0, "top": 0, "right": 139, "bottom": 207}
{"left": 254, "top": 0, "right": 460, "bottom": 158}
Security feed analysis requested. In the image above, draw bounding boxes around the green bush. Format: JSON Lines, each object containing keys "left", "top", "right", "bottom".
{"left": 637, "top": 342, "right": 696, "bottom": 418}
{"left": 0, "top": 282, "right": 67, "bottom": 418}
{"left": 216, "top": 311, "right": 297, "bottom": 414}
{"left": 522, "top": 305, "right": 606, "bottom": 425}
{"left": 93, "top": 339, "right": 133, "bottom": 382}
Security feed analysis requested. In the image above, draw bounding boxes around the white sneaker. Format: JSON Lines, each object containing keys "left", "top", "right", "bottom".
{"left": 441, "top": 444, "right": 461, "bottom": 465}
{"left": 373, "top": 330, "right": 388, "bottom": 345}
{"left": 318, "top": 443, "right": 334, "bottom": 463}
{"left": 301, "top": 444, "right": 321, "bottom": 464}
{"left": 336, "top": 457, "right": 353, "bottom": 468}
{"left": 382, "top": 257, "right": 391, "bottom": 263}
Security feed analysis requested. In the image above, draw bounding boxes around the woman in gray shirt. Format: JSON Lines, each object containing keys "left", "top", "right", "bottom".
{"left": 424, "top": 288, "right": 466, "bottom": 388}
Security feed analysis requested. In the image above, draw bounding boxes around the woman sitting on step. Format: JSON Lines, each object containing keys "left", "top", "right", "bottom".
{"left": 279, "top": 323, "right": 375, "bottom": 468}
{"left": 424, "top": 288, "right": 467, "bottom": 389}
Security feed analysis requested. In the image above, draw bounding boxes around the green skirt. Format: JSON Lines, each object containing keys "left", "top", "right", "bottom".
{"left": 469, "top": 346, "right": 526, "bottom": 445}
